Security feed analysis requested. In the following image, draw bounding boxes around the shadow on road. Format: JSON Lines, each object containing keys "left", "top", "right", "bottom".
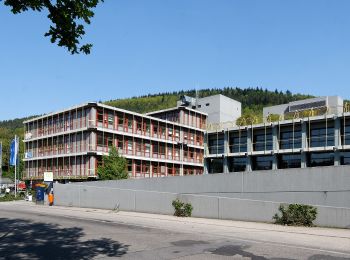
{"left": 0, "top": 218, "right": 129, "bottom": 259}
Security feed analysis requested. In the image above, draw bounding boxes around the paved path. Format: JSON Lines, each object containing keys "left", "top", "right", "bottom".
{"left": 0, "top": 201, "right": 349, "bottom": 259}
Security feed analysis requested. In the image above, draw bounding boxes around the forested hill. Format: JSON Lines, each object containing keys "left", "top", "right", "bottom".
{"left": 105, "top": 87, "right": 313, "bottom": 114}
{"left": 0, "top": 87, "right": 312, "bottom": 174}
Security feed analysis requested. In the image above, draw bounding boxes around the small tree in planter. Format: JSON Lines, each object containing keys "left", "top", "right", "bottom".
{"left": 172, "top": 199, "right": 193, "bottom": 217}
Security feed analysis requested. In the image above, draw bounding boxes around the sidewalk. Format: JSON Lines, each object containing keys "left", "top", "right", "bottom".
{"left": 4, "top": 201, "right": 350, "bottom": 255}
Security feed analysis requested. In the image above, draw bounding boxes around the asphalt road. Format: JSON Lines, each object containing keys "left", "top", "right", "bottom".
{"left": 0, "top": 201, "right": 349, "bottom": 260}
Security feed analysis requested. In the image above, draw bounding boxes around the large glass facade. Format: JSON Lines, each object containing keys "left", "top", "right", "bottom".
{"left": 229, "top": 131, "right": 247, "bottom": 153}
{"left": 252, "top": 155, "right": 273, "bottom": 170}
{"left": 253, "top": 129, "right": 273, "bottom": 151}
{"left": 208, "top": 134, "right": 225, "bottom": 154}
{"left": 278, "top": 154, "right": 301, "bottom": 169}
{"left": 307, "top": 152, "right": 334, "bottom": 167}
{"left": 228, "top": 157, "right": 247, "bottom": 172}
{"left": 279, "top": 125, "right": 302, "bottom": 149}
{"left": 309, "top": 122, "right": 334, "bottom": 147}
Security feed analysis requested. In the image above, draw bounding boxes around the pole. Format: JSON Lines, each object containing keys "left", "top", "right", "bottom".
{"left": 0, "top": 141, "right": 2, "bottom": 178}
{"left": 14, "top": 135, "right": 17, "bottom": 197}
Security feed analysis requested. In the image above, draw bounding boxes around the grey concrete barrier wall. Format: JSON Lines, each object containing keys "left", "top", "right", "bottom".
{"left": 54, "top": 165, "right": 350, "bottom": 228}
{"left": 54, "top": 183, "right": 350, "bottom": 228}
{"left": 60, "top": 165, "right": 350, "bottom": 208}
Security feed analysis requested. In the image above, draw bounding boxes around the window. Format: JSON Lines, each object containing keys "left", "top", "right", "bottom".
{"left": 145, "top": 143, "right": 150, "bottom": 153}
{"left": 205, "top": 103, "right": 210, "bottom": 106}
{"left": 127, "top": 118, "right": 133, "bottom": 129}
{"left": 279, "top": 126, "right": 302, "bottom": 149}
{"left": 127, "top": 142, "right": 133, "bottom": 151}
{"left": 252, "top": 156, "right": 273, "bottom": 171}
{"left": 341, "top": 121, "right": 350, "bottom": 145}
{"left": 208, "top": 134, "right": 224, "bottom": 154}
{"left": 308, "top": 152, "right": 334, "bottom": 167}
{"left": 108, "top": 114, "right": 113, "bottom": 125}
{"left": 309, "top": 123, "right": 334, "bottom": 147}
{"left": 208, "top": 158, "right": 223, "bottom": 173}
{"left": 229, "top": 131, "right": 247, "bottom": 153}
{"left": 278, "top": 154, "right": 301, "bottom": 169}
{"left": 340, "top": 151, "right": 350, "bottom": 165}
{"left": 229, "top": 157, "right": 246, "bottom": 172}
{"left": 97, "top": 109, "right": 103, "bottom": 123}
{"left": 253, "top": 129, "right": 273, "bottom": 151}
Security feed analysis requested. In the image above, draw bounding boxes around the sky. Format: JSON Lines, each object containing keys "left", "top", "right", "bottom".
{"left": 0, "top": 0, "right": 349, "bottom": 120}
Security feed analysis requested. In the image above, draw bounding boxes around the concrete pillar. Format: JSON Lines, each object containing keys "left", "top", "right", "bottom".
{"left": 89, "top": 107, "right": 97, "bottom": 127}
{"left": 272, "top": 125, "right": 278, "bottom": 170}
{"left": 223, "top": 130, "right": 229, "bottom": 173}
{"left": 334, "top": 117, "right": 341, "bottom": 166}
{"left": 89, "top": 132, "right": 97, "bottom": 151}
{"left": 301, "top": 121, "right": 308, "bottom": 168}
{"left": 246, "top": 156, "right": 252, "bottom": 172}
{"left": 203, "top": 158, "right": 209, "bottom": 174}
{"left": 246, "top": 128, "right": 252, "bottom": 172}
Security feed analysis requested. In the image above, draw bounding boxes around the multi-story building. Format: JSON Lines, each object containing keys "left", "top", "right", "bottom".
{"left": 24, "top": 93, "right": 349, "bottom": 180}
{"left": 206, "top": 96, "right": 350, "bottom": 173}
{"left": 23, "top": 102, "right": 207, "bottom": 181}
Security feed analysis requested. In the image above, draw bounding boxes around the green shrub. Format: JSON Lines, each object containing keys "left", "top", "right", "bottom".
{"left": 172, "top": 199, "right": 193, "bottom": 217}
{"left": 273, "top": 204, "right": 317, "bottom": 226}
{"left": 0, "top": 193, "right": 25, "bottom": 202}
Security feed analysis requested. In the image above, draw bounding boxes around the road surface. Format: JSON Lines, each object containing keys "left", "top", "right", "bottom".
{"left": 0, "top": 201, "right": 349, "bottom": 259}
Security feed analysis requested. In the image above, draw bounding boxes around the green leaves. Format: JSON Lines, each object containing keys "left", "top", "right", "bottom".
{"left": 172, "top": 199, "right": 193, "bottom": 217}
{"left": 273, "top": 204, "right": 318, "bottom": 226}
{"left": 97, "top": 146, "right": 128, "bottom": 180}
{"left": 3, "top": 0, "right": 104, "bottom": 54}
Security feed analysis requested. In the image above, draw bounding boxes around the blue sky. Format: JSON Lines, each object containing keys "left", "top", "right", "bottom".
{"left": 0, "top": 0, "right": 349, "bottom": 120}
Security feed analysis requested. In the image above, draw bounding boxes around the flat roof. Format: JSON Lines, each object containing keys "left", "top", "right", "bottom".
{"left": 24, "top": 102, "right": 206, "bottom": 131}
{"left": 145, "top": 106, "right": 208, "bottom": 116}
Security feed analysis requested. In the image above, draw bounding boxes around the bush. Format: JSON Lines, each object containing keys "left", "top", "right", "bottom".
{"left": 0, "top": 193, "right": 25, "bottom": 202}
{"left": 172, "top": 199, "right": 193, "bottom": 217}
{"left": 273, "top": 204, "right": 317, "bottom": 226}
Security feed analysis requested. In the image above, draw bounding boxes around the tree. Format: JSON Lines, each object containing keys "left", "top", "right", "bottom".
{"left": 3, "top": 0, "right": 104, "bottom": 54}
{"left": 97, "top": 146, "right": 128, "bottom": 180}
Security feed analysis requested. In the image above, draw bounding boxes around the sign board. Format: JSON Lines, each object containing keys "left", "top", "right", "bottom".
{"left": 44, "top": 172, "right": 53, "bottom": 182}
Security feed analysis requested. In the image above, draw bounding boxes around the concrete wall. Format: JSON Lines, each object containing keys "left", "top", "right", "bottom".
{"left": 54, "top": 165, "right": 350, "bottom": 229}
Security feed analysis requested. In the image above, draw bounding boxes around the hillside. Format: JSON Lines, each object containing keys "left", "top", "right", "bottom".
{"left": 105, "top": 87, "right": 313, "bottom": 115}
{"left": 0, "top": 87, "right": 313, "bottom": 175}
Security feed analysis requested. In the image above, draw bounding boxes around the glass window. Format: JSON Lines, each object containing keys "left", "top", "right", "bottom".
{"left": 341, "top": 121, "right": 350, "bottom": 145}
{"left": 229, "top": 131, "right": 247, "bottom": 153}
{"left": 252, "top": 155, "right": 273, "bottom": 170}
{"left": 208, "top": 134, "right": 224, "bottom": 154}
{"left": 253, "top": 129, "right": 273, "bottom": 151}
{"left": 229, "top": 157, "right": 246, "bottom": 172}
{"left": 278, "top": 154, "right": 301, "bottom": 169}
{"left": 279, "top": 126, "right": 302, "bottom": 149}
{"left": 307, "top": 152, "right": 334, "bottom": 167}
{"left": 108, "top": 114, "right": 113, "bottom": 125}
{"left": 208, "top": 158, "right": 223, "bottom": 173}
{"left": 340, "top": 151, "right": 350, "bottom": 165}
{"left": 309, "top": 123, "right": 334, "bottom": 147}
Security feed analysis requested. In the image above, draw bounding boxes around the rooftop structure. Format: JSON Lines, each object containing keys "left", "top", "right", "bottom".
{"left": 263, "top": 96, "right": 344, "bottom": 119}
{"left": 177, "top": 94, "right": 242, "bottom": 125}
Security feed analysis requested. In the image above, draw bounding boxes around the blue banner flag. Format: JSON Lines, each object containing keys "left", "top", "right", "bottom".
{"left": 9, "top": 137, "right": 18, "bottom": 166}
